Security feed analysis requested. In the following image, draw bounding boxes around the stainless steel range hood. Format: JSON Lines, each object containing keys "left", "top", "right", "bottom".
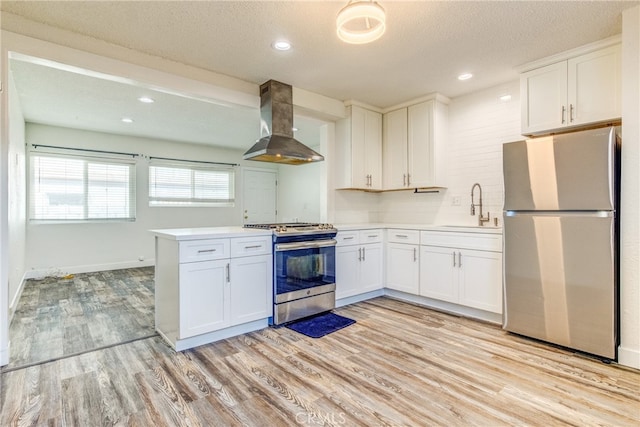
{"left": 243, "top": 80, "right": 324, "bottom": 165}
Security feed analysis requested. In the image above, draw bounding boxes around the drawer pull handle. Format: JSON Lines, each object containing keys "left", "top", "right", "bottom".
{"left": 343, "top": 236, "right": 355, "bottom": 240}
{"left": 197, "top": 249, "right": 217, "bottom": 253}
{"left": 244, "top": 245, "right": 262, "bottom": 249}
{"left": 396, "top": 234, "right": 408, "bottom": 238}
{"left": 367, "top": 235, "right": 378, "bottom": 238}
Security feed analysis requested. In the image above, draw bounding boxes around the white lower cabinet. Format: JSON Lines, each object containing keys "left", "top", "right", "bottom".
{"left": 385, "top": 229, "right": 420, "bottom": 294}
{"left": 336, "top": 229, "right": 383, "bottom": 299}
{"left": 155, "top": 234, "right": 272, "bottom": 348}
{"left": 419, "top": 231, "right": 503, "bottom": 314}
{"left": 230, "top": 254, "right": 272, "bottom": 325}
{"left": 179, "top": 259, "right": 230, "bottom": 338}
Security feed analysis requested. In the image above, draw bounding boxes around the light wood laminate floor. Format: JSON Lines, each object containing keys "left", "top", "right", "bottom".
{"left": 7, "top": 267, "right": 155, "bottom": 369}
{"left": 1, "top": 296, "right": 638, "bottom": 426}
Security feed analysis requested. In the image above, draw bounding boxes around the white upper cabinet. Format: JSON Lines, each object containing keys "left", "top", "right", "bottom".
{"left": 336, "top": 104, "right": 382, "bottom": 191}
{"left": 383, "top": 108, "right": 408, "bottom": 189}
{"left": 521, "top": 42, "right": 621, "bottom": 136}
{"left": 382, "top": 96, "right": 448, "bottom": 190}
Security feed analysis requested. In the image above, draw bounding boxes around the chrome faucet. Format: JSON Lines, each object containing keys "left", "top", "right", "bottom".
{"left": 471, "top": 183, "right": 490, "bottom": 226}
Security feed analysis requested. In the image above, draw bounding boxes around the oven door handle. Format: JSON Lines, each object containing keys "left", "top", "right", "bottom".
{"left": 275, "top": 239, "right": 337, "bottom": 251}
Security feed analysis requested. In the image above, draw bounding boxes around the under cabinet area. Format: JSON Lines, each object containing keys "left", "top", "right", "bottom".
{"left": 419, "top": 230, "right": 503, "bottom": 314}
{"left": 154, "top": 231, "right": 272, "bottom": 351}
{"left": 385, "top": 229, "right": 420, "bottom": 294}
{"left": 521, "top": 41, "right": 621, "bottom": 135}
{"left": 335, "top": 104, "right": 383, "bottom": 191}
{"left": 335, "top": 229, "right": 384, "bottom": 299}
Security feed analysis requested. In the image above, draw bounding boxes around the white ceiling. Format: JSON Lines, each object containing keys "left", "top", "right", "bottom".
{"left": 2, "top": 1, "right": 637, "bottom": 151}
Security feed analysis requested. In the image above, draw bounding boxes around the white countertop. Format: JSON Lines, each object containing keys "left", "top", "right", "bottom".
{"left": 151, "top": 227, "right": 272, "bottom": 241}
{"left": 334, "top": 223, "right": 503, "bottom": 234}
{"left": 151, "top": 222, "right": 503, "bottom": 241}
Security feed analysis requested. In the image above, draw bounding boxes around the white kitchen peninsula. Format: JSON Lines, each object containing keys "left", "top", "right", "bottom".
{"left": 152, "top": 227, "right": 273, "bottom": 351}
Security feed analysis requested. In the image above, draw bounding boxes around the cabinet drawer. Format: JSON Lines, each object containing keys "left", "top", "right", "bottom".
{"left": 230, "top": 236, "right": 272, "bottom": 257}
{"left": 359, "top": 229, "right": 383, "bottom": 244}
{"left": 420, "top": 231, "right": 502, "bottom": 252}
{"left": 180, "top": 239, "right": 230, "bottom": 263}
{"left": 336, "top": 230, "right": 360, "bottom": 246}
{"left": 387, "top": 229, "right": 420, "bottom": 244}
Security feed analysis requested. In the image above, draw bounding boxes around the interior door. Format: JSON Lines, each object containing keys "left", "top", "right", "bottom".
{"left": 242, "top": 168, "right": 277, "bottom": 224}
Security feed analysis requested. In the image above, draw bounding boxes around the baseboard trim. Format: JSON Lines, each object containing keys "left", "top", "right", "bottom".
{"left": 617, "top": 344, "right": 640, "bottom": 369}
{"left": 383, "top": 289, "right": 503, "bottom": 324}
{"left": 336, "top": 289, "right": 384, "bottom": 308}
{"left": 9, "top": 272, "right": 28, "bottom": 322}
{"left": 24, "top": 259, "right": 156, "bottom": 280}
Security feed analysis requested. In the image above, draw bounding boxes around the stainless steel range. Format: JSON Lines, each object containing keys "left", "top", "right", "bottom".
{"left": 244, "top": 223, "right": 337, "bottom": 325}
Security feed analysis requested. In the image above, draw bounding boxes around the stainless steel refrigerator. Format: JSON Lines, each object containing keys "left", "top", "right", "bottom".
{"left": 502, "top": 126, "right": 619, "bottom": 360}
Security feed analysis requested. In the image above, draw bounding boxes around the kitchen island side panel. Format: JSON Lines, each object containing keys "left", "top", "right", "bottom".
{"left": 154, "top": 237, "right": 180, "bottom": 346}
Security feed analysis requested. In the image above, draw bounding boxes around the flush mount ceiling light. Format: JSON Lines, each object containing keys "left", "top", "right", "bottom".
{"left": 272, "top": 40, "right": 292, "bottom": 51}
{"left": 458, "top": 73, "right": 473, "bottom": 81}
{"left": 336, "top": 0, "right": 386, "bottom": 45}
{"left": 138, "top": 96, "right": 155, "bottom": 103}
{"left": 121, "top": 117, "right": 134, "bottom": 123}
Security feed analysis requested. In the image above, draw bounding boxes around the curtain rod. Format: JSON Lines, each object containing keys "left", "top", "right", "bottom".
{"left": 149, "top": 156, "right": 239, "bottom": 167}
{"left": 32, "top": 144, "right": 139, "bottom": 158}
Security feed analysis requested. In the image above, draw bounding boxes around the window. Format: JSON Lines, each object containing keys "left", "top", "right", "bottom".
{"left": 30, "top": 153, "right": 136, "bottom": 221}
{"left": 149, "top": 161, "right": 235, "bottom": 207}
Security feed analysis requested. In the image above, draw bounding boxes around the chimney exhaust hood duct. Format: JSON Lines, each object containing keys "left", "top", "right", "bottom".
{"left": 243, "top": 80, "right": 324, "bottom": 165}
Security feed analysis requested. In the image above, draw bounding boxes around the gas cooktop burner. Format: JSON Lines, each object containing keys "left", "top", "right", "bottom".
{"left": 244, "top": 222, "right": 336, "bottom": 236}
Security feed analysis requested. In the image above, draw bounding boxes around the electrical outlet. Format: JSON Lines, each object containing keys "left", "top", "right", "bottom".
{"left": 452, "top": 196, "right": 461, "bottom": 206}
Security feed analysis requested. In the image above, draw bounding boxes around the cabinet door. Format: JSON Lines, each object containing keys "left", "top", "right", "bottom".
{"left": 349, "top": 106, "right": 382, "bottom": 190}
{"left": 230, "top": 254, "right": 272, "bottom": 325}
{"left": 521, "top": 61, "right": 568, "bottom": 135}
{"left": 350, "top": 105, "right": 368, "bottom": 189}
{"left": 179, "top": 259, "right": 229, "bottom": 338}
{"left": 365, "top": 109, "right": 383, "bottom": 190}
{"left": 359, "top": 243, "right": 383, "bottom": 293}
{"left": 386, "top": 243, "right": 419, "bottom": 294}
{"left": 336, "top": 245, "right": 361, "bottom": 299}
{"left": 568, "top": 44, "right": 621, "bottom": 126}
{"left": 408, "top": 101, "right": 434, "bottom": 187}
{"left": 458, "top": 249, "right": 503, "bottom": 314}
{"left": 419, "top": 246, "right": 458, "bottom": 303}
{"left": 383, "top": 108, "right": 408, "bottom": 190}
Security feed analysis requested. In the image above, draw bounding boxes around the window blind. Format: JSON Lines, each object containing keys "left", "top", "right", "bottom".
{"left": 29, "top": 153, "right": 136, "bottom": 221}
{"left": 149, "top": 160, "right": 235, "bottom": 206}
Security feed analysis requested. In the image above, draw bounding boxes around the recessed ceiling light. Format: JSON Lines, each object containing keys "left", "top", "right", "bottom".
{"left": 458, "top": 73, "right": 473, "bottom": 81}
{"left": 121, "top": 117, "right": 134, "bottom": 123}
{"left": 138, "top": 96, "right": 155, "bottom": 103}
{"left": 272, "top": 40, "right": 292, "bottom": 51}
{"left": 499, "top": 94, "right": 512, "bottom": 102}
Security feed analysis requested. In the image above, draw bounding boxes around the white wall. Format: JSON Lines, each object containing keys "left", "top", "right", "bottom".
{"left": 619, "top": 6, "right": 640, "bottom": 369}
{"left": 24, "top": 123, "right": 276, "bottom": 276}
{"left": 7, "top": 71, "right": 26, "bottom": 315}
{"left": 277, "top": 159, "right": 322, "bottom": 223}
